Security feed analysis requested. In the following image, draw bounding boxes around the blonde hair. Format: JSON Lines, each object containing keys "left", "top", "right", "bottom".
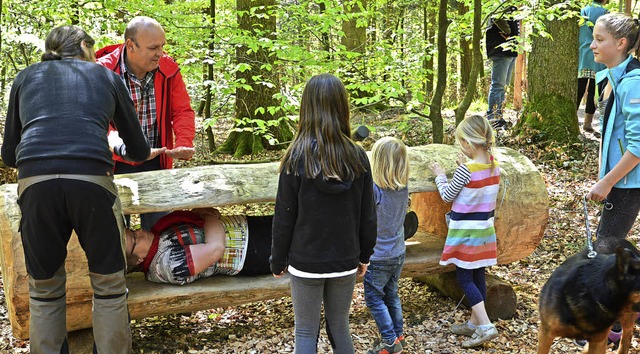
{"left": 596, "top": 13, "right": 640, "bottom": 54}
{"left": 371, "top": 137, "right": 409, "bottom": 190}
{"left": 456, "top": 115, "right": 496, "bottom": 172}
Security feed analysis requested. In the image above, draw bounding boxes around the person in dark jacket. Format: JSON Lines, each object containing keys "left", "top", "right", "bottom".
{"left": 485, "top": 6, "right": 519, "bottom": 128}
{"left": 96, "top": 16, "right": 196, "bottom": 230}
{"left": 1, "top": 26, "right": 151, "bottom": 353}
{"left": 270, "top": 73, "right": 377, "bottom": 353}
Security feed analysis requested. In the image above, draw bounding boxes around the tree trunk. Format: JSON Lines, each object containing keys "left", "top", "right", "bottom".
{"left": 458, "top": 2, "right": 471, "bottom": 90}
{"left": 518, "top": 0, "right": 579, "bottom": 143}
{"left": 454, "top": 0, "right": 482, "bottom": 124}
{"left": 341, "top": 0, "right": 368, "bottom": 98}
{"left": 424, "top": 2, "right": 436, "bottom": 95}
{"left": 219, "top": 0, "right": 292, "bottom": 157}
{"left": 428, "top": 0, "right": 449, "bottom": 143}
{"left": 415, "top": 272, "right": 517, "bottom": 320}
{"left": 0, "top": 145, "right": 547, "bottom": 339}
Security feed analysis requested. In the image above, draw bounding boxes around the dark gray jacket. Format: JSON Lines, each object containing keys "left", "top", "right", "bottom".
{"left": 2, "top": 58, "right": 149, "bottom": 178}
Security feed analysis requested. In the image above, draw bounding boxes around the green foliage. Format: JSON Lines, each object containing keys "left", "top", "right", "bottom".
{"left": 0, "top": 0, "right": 595, "bottom": 151}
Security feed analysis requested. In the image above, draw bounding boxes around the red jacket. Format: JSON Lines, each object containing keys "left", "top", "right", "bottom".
{"left": 96, "top": 44, "right": 195, "bottom": 169}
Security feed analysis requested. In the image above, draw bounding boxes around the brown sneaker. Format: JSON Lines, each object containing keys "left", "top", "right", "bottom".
{"left": 451, "top": 323, "right": 476, "bottom": 337}
{"left": 461, "top": 324, "right": 498, "bottom": 348}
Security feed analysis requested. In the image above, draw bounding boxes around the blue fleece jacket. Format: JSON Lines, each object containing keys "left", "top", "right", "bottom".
{"left": 578, "top": 2, "right": 607, "bottom": 73}
{"left": 596, "top": 55, "right": 640, "bottom": 188}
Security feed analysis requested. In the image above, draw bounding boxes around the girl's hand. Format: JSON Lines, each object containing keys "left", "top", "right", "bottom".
{"left": 587, "top": 179, "right": 613, "bottom": 202}
{"left": 357, "top": 263, "right": 368, "bottom": 277}
{"left": 273, "top": 268, "right": 287, "bottom": 278}
{"left": 431, "top": 163, "right": 445, "bottom": 176}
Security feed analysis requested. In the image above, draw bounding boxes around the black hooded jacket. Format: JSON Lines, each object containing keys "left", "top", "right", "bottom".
{"left": 270, "top": 147, "right": 377, "bottom": 275}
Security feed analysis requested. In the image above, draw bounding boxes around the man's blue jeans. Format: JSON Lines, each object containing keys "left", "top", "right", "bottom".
{"left": 364, "top": 254, "right": 405, "bottom": 344}
{"left": 487, "top": 56, "right": 516, "bottom": 120}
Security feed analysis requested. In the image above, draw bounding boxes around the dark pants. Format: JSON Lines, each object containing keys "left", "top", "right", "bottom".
{"left": 596, "top": 187, "right": 640, "bottom": 239}
{"left": 577, "top": 77, "right": 596, "bottom": 115}
{"left": 238, "top": 216, "right": 273, "bottom": 275}
{"left": 18, "top": 178, "right": 131, "bottom": 353}
{"left": 455, "top": 266, "right": 487, "bottom": 307}
{"left": 115, "top": 157, "right": 167, "bottom": 230}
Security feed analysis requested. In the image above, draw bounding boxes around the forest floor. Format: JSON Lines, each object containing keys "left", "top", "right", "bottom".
{"left": 1, "top": 106, "right": 637, "bottom": 353}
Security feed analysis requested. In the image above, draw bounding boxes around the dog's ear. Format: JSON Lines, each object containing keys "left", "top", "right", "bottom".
{"left": 616, "top": 246, "right": 631, "bottom": 279}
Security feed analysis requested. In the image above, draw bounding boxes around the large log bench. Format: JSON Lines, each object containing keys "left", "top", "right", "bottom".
{"left": 0, "top": 145, "right": 548, "bottom": 340}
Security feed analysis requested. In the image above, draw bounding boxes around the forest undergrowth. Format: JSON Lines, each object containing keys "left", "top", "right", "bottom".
{"left": 1, "top": 108, "right": 636, "bottom": 353}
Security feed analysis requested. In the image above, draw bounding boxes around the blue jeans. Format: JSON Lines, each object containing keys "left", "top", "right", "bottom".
{"left": 487, "top": 56, "right": 516, "bottom": 120}
{"left": 363, "top": 254, "right": 405, "bottom": 344}
{"left": 596, "top": 187, "right": 640, "bottom": 239}
{"left": 290, "top": 273, "right": 356, "bottom": 354}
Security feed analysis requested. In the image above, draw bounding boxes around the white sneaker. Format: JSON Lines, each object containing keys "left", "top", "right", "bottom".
{"left": 461, "top": 324, "right": 498, "bottom": 348}
{"left": 450, "top": 323, "right": 476, "bottom": 337}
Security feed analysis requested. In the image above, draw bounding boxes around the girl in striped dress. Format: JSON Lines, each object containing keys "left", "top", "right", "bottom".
{"left": 430, "top": 115, "right": 500, "bottom": 348}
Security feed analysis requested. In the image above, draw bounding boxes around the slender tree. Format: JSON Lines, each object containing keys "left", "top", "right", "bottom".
{"left": 428, "top": 0, "right": 449, "bottom": 143}
{"left": 454, "top": 0, "right": 481, "bottom": 124}
{"left": 202, "top": 0, "right": 216, "bottom": 152}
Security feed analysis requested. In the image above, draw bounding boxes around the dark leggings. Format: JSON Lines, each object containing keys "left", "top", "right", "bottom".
{"left": 577, "top": 77, "right": 596, "bottom": 114}
{"left": 238, "top": 216, "right": 273, "bottom": 275}
{"left": 455, "top": 266, "right": 487, "bottom": 307}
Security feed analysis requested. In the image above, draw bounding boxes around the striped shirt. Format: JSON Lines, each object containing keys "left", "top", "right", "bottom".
{"left": 119, "top": 56, "right": 159, "bottom": 148}
{"left": 435, "top": 161, "right": 500, "bottom": 269}
{"left": 146, "top": 215, "right": 249, "bottom": 284}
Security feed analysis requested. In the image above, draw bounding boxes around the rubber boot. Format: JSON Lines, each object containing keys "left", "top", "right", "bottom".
{"left": 583, "top": 113, "right": 595, "bottom": 132}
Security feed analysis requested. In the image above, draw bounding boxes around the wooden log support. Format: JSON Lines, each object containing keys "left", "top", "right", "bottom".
{"left": 0, "top": 145, "right": 548, "bottom": 339}
{"left": 415, "top": 272, "right": 518, "bottom": 320}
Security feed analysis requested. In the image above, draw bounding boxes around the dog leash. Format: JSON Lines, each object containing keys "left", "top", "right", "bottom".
{"left": 582, "top": 195, "right": 614, "bottom": 259}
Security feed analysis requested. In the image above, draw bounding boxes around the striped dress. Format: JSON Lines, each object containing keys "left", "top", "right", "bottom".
{"left": 435, "top": 160, "right": 500, "bottom": 269}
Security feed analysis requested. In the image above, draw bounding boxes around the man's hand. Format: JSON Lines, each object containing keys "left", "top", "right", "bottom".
{"left": 165, "top": 146, "right": 195, "bottom": 160}
{"left": 147, "top": 147, "right": 167, "bottom": 161}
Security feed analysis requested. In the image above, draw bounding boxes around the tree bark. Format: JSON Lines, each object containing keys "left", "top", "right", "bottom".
{"left": 341, "top": 0, "right": 368, "bottom": 98}
{"left": 518, "top": 0, "right": 579, "bottom": 143}
{"left": 424, "top": 2, "right": 436, "bottom": 95}
{"left": 415, "top": 272, "right": 517, "bottom": 320}
{"left": 428, "top": 0, "right": 449, "bottom": 143}
{"left": 219, "top": 0, "right": 292, "bottom": 157}
{"left": 204, "top": 0, "right": 216, "bottom": 152}
{"left": 454, "top": 0, "right": 482, "bottom": 124}
{"left": 0, "top": 145, "right": 547, "bottom": 339}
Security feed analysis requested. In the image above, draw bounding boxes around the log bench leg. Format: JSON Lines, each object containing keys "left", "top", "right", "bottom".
{"left": 414, "top": 272, "right": 517, "bottom": 320}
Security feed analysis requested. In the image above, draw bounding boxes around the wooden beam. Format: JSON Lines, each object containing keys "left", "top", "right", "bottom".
{"left": 0, "top": 145, "right": 548, "bottom": 339}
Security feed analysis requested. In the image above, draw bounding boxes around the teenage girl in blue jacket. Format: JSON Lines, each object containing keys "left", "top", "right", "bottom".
{"left": 587, "top": 13, "right": 640, "bottom": 240}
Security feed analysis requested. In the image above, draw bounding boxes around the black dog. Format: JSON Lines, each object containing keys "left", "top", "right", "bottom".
{"left": 537, "top": 238, "right": 640, "bottom": 354}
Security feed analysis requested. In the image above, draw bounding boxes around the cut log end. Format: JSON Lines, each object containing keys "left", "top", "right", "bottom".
{"left": 414, "top": 272, "right": 517, "bottom": 321}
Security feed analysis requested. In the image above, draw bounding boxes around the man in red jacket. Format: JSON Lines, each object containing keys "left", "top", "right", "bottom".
{"left": 97, "top": 16, "right": 196, "bottom": 229}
